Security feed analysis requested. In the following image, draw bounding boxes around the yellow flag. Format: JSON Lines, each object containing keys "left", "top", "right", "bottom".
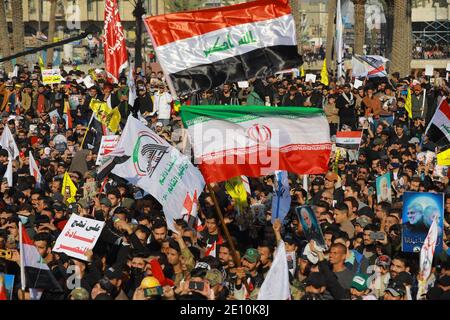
{"left": 89, "top": 99, "right": 121, "bottom": 133}
{"left": 38, "top": 54, "right": 44, "bottom": 71}
{"left": 404, "top": 88, "right": 412, "bottom": 119}
{"left": 88, "top": 68, "right": 98, "bottom": 81}
{"left": 437, "top": 148, "right": 450, "bottom": 166}
{"left": 300, "top": 66, "right": 305, "bottom": 77}
{"left": 333, "top": 148, "right": 340, "bottom": 173}
{"left": 107, "top": 107, "right": 121, "bottom": 133}
{"left": 174, "top": 100, "right": 181, "bottom": 113}
{"left": 320, "top": 59, "right": 329, "bottom": 86}
{"left": 225, "top": 176, "right": 248, "bottom": 210}
{"left": 62, "top": 172, "right": 77, "bottom": 204}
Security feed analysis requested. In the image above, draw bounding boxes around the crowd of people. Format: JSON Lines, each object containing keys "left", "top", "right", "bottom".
{"left": 0, "top": 60, "right": 449, "bottom": 301}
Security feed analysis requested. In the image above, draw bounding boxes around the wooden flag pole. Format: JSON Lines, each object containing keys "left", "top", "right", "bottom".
{"left": 206, "top": 183, "right": 251, "bottom": 294}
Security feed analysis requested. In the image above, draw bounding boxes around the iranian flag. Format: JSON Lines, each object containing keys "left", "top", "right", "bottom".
{"left": 143, "top": 0, "right": 302, "bottom": 95}
{"left": 335, "top": 131, "right": 363, "bottom": 150}
{"left": 425, "top": 98, "right": 450, "bottom": 147}
{"left": 19, "top": 224, "right": 62, "bottom": 291}
{"left": 181, "top": 105, "right": 331, "bottom": 183}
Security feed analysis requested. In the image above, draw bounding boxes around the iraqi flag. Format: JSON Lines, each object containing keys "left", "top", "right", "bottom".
{"left": 143, "top": 0, "right": 302, "bottom": 95}
{"left": 336, "top": 131, "right": 363, "bottom": 150}
{"left": 351, "top": 55, "right": 388, "bottom": 78}
{"left": 181, "top": 105, "right": 331, "bottom": 183}
{"left": 425, "top": 98, "right": 450, "bottom": 147}
{"left": 19, "top": 224, "right": 62, "bottom": 291}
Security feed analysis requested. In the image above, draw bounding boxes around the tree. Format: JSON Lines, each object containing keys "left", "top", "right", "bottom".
{"left": 325, "top": 0, "right": 337, "bottom": 74}
{"left": 353, "top": 0, "right": 365, "bottom": 55}
{"left": 0, "top": 0, "right": 12, "bottom": 71}
{"left": 165, "top": 0, "right": 206, "bottom": 13}
{"left": 384, "top": 0, "right": 395, "bottom": 60}
{"left": 289, "top": 0, "right": 302, "bottom": 55}
{"left": 47, "top": 0, "right": 57, "bottom": 65}
{"left": 391, "top": 0, "right": 411, "bottom": 76}
{"left": 11, "top": 0, "right": 25, "bottom": 65}
{"left": 133, "top": 0, "right": 146, "bottom": 68}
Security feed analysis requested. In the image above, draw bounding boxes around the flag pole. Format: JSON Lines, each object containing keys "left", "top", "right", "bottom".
{"left": 206, "top": 183, "right": 251, "bottom": 294}
{"left": 80, "top": 113, "right": 95, "bottom": 149}
{"left": 18, "top": 222, "right": 26, "bottom": 292}
{"left": 420, "top": 89, "right": 427, "bottom": 118}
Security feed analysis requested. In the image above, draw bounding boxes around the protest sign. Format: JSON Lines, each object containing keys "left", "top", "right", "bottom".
{"left": 48, "top": 110, "right": 61, "bottom": 122}
{"left": 296, "top": 206, "right": 327, "bottom": 250}
{"left": 83, "top": 75, "right": 95, "bottom": 89}
{"left": 305, "top": 73, "right": 316, "bottom": 83}
{"left": 402, "top": 192, "right": 444, "bottom": 253}
{"left": 96, "top": 135, "right": 120, "bottom": 166}
{"left": 53, "top": 215, "right": 105, "bottom": 261}
{"left": 42, "top": 69, "right": 62, "bottom": 85}
{"left": 237, "top": 81, "right": 249, "bottom": 88}
{"left": 376, "top": 173, "right": 392, "bottom": 203}
{"left": 354, "top": 79, "right": 363, "bottom": 89}
{"left": 424, "top": 65, "right": 434, "bottom": 76}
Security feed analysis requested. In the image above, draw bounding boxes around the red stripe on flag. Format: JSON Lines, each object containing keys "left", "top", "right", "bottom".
{"left": 21, "top": 225, "right": 34, "bottom": 246}
{"left": 336, "top": 131, "right": 363, "bottom": 138}
{"left": 438, "top": 98, "right": 450, "bottom": 121}
{"left": 198, "top": 146, "right": 331, "bottom": 183}
{"left": 368, "top": 65, "right": 385, "bottom": 75}
{"left": 144, "top": 0, "right": 291, "bottom": 47}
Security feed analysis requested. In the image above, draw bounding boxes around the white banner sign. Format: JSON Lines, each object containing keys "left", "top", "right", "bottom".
{"left": 354, "top": 79, "right": 363, "bottom": 89}
{"left": 425, "top": 65, "right": 434, "bottom": 76}
{"left": 96, "top": 135, "right": 120, "bottom": 166}
{"left": 53, "top": 215, "right": 105, "bottom": 261}
{"left": 305, "top": 73, "right": 316, "bottom": 83}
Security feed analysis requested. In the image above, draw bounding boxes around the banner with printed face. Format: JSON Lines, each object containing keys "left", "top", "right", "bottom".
{"left": 376, "top": 173, "right": 392, "bottom": 203}
{"left": 296, "top": 206, "right": 327, "bottom": 250}
{"left": 402, "top": 192, "right": 444, "bottom": 253}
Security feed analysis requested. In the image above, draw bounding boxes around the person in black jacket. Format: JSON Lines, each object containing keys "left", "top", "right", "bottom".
{"left": 134, "top": 85, "right": 154, "bottom": 117}
{"left": 337, "top": 84, "right": 357, "bottom": 129}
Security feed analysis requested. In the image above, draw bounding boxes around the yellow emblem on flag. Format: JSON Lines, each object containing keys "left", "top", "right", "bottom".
{"left": 62, "top": 172, "right": 78, "bottom": 204}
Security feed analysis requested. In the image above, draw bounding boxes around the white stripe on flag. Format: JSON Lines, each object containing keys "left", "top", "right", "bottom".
{"left": 156, "top": 14, "right": 296, "bottom": 74}
{"left": 430, "top": 108, "right": 450, "bottom": 142}
{"left": 189, "top": 116, "right": 330, "bottom": 156}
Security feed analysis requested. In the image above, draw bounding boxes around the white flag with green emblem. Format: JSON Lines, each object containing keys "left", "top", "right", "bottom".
{"left": 111, "top": 115, "right": 205, "bottom": 231}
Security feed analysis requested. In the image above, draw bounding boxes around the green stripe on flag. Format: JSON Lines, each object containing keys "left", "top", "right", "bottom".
{"left": 180, "top": 105, "right": 325, "bottom": 127}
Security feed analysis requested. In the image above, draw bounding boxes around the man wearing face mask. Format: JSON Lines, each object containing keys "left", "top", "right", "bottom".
{"left": 126, "top": 253, "right": 148, "bottom": 298}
